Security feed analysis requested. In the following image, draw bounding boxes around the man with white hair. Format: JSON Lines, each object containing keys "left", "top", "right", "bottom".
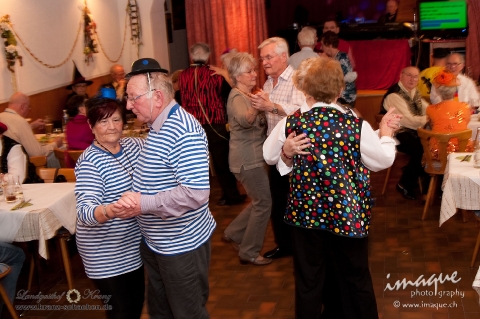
{"left": 430, "top": 53, "right": 479, "bottom": 104}
{"left": 251, "top": 37, "right": 305, "bottom": 259}
{"left": 288, "top": 27, "right": 319, "bottom": 69}
{"left": 179, "top": 42, "right": 246, "bottom": 207}
{"left": 117, "top": 58, "right": 216, "bottom": 319}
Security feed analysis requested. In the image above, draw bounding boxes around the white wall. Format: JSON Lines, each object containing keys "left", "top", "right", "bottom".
{"left": 0, "top": 0, "right": 169, "bottom": 102}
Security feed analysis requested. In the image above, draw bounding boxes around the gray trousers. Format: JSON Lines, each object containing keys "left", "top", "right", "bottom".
{"left": 225, "top": 165, "right": 272, "bottom": 260}
{"left": 140, "top": 240, "right": 211, "bottom": 319}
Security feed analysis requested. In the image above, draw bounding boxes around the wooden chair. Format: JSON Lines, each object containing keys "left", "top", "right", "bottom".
{"left": 417, "top": 128, "right": 472, "bottom": 220}
{"left": 36, "top": 168, "right": 57, "bottom": 183}
{"left": 28, "top": 168, "right": 76, "bottom": 290}
{"left": 53, "top": 148, "right": 66, "bottom": 168}
{"left": 470, "top": 212, "right": 480, "bottom": 267}
{"left": 57, "top": 168, "right": 76, "bottom": 182}
{"left": 0, "top": 264, "right": 20, "bottom": 319}
{"left": 67, "top": 150, "right": 83, "bottom": 165}
{"left": 29, "top": 156, "right": 47, "bottom": 169}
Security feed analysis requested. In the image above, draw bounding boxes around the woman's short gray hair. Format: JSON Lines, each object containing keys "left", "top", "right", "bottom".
{"left": 227, "top": 52, "right": 256, "bottom": 86}
{"left": 220, "top": 49, "right": 238, "bottom": 69}
{"left": 258, "top": 37, "right": 289, "bottom": 58}
{"left": 189, "top": 43, "right": 211, "bottom": 62}
{"left": 437, "top": 85, "right": 457, "bottom": 101}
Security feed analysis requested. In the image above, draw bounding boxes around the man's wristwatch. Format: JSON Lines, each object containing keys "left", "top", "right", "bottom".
{"left": 271, "top": 105, "right": 278, "bottom": 114}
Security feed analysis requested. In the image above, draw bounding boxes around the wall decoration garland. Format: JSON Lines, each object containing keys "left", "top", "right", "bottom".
{"left": 83, "top": 1, "right": 99, "bottom": 65}
{"left": 0, "top": 15, "right": 22, "bottom": 73}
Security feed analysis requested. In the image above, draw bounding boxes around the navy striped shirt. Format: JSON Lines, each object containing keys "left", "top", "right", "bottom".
{"left": 133, "top": 106, "right": 216, "bottom": 255}
{"left": 75, "top": 138, "right": 144, "bottom": 279}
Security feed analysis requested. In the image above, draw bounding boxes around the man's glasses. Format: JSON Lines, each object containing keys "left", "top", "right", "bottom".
{"left": 446, "top": 62, "right": 463, "bottom": 68}
{"left": 402, "top": 72, "right": 419, "bottom": 80}
{"left": 126, "top": 89, "right": 156, "bottom": 104}
{"left": 259, "top": 54, "right": 278, "bottom": 62}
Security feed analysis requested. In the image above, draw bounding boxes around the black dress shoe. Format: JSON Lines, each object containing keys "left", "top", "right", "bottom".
{"left": 263, "top": 247, "right": 292, "bottom": 259}
{"left": 217, "top": 197, "right": 227, "bottom": 206}
{"left": 396, "top": 183, "right": 416, "bottom": 200}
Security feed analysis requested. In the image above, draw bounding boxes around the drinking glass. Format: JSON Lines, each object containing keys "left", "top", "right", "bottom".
{"left": 14, "top": 175, "right": 24, "bottom": 202}
{"left": 53, "top": 128, "right": 62, "bottom": 137}
{"left": 3, "top": 174, "right": 16, "bottom": 203}
{"left": 44, "top": 116, "right": 53, "bottom": 136}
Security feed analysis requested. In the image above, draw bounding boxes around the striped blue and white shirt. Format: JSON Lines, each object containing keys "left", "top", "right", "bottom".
{"left": 75, "top": 138, "right": 144, "bottom": 279}
{"left": 133, "top": 104, "right": 216, "bottom": 256}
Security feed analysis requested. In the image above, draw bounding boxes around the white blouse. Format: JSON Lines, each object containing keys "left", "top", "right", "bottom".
{"left": 263, "top": 102, "right": 397, "bottom": 175}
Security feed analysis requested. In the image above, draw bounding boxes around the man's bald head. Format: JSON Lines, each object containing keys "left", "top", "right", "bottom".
{"left": 399, "top": 66, "right": 420, "bottom": 91}
{"left": 8, "top": 92, "right": 30, "bottom": 118}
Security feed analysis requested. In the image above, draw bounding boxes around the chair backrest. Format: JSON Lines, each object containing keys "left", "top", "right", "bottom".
{"left": 67, "top": 150, "right": 83, "bottom": 164}
{"left": 57, "top": 168, "right": 76, "bottom": 182}
{"left": 29, "top": 156, "right": 47, "bottom": 169}
{"left": 54, "top": 148, "right": 66, "bottom": 168}
{"left": 417, "top": 128, "right": 472, "bottom": 175}
{"left": 37, "top": 168, "right": 56, "bottom": 183}
{"left": 36, "top": 168, "right": 76, "bottom": 183}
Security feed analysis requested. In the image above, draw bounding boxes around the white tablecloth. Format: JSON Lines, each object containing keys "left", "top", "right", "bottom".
{"left": 0, "top": 183, "right": 77, "bottom": 258}
{"left": 440, "top": 152, "right": 480, "bottom": 226}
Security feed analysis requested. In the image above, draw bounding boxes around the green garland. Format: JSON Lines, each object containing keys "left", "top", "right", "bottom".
{"left": 0, "top": 15, "right": 23, "bottom": 72}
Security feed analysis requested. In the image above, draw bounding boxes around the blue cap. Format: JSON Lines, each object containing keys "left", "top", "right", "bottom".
{"left": 100, "top": 87, "right": 117, "bottom": 99}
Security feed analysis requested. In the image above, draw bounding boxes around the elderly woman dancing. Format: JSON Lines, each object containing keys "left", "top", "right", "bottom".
{"left": 222, "top": 52, "right": 272, "bottom": 265}
{"left": 75, "top": 97, "right": 145, "bottom": 319}
{"left": 264, "top": 57, "right": 401, "bottom": 319}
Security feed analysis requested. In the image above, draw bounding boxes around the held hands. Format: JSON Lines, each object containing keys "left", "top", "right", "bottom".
{"left": 283, "top": 132, "right": 312, "bottom": 158}
{"left": 379, "top": 107, "right": 403, "bottom": 138}
{"left": 249, "top": 90, "right": 273, "bottom": 112}
{"left": 112, "top": 191, "right": 142, "bottom": 218}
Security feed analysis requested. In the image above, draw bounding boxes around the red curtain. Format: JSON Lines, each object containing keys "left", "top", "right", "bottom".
{"left": 466, "top": 0, "right": 480, "bottom": 82}
{"left": 185, "top": 0, "right": 268, "bottom": 83}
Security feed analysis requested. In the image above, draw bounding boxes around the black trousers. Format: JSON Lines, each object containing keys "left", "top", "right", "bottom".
{"left": 291, "top": 226, "right": 378, "bottom": 319}
{"left": 203, "top": 124, "right": 241, "bottom": 201}
{"left": 268, "top": 165, "right": 292, "bottom": 251}
{"left": 92, "top": 266, "right": 145, "bottom": 319}
{"left": 395, "top": 130, "right": 425, "bottom": 190}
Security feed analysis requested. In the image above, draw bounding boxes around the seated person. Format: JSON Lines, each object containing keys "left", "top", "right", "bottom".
{"left": 417, "top": 47, "right": 450, "bottom": 101}
{"left": 430, "top": 53, "right": 480, "bottom": 104}
{"left": 0, "top": 92, "right": 62, "bottom": 168}
{"left": 65, "top": 95, "right": 94, "bottom": 168}
{"left": 427, "top": 70, "right": 471, "bottom": 132}
{"left": 381, "top": 66, "right": 429, "bottom": 200}
{"left": 0, "top": 242, "right": 25, "bottom": 315}
{"left": 321, "top": 31, "right": 357, "bottom": 107}
{"left": 426, "top": 70, "right": 472, "bottom": 157}
{"left": 378, "top": 0, "right": 398, "bottom": 24}
{"left": 66, "top": 63, "right": 92, "bottom": 103}
{"left": 0, "top": 122, "right": 41, "bottom": 184}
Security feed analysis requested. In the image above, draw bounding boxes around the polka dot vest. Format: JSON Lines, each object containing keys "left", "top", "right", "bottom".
{"left": 284, "top": 106, "right": 372, "bottom": 238}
